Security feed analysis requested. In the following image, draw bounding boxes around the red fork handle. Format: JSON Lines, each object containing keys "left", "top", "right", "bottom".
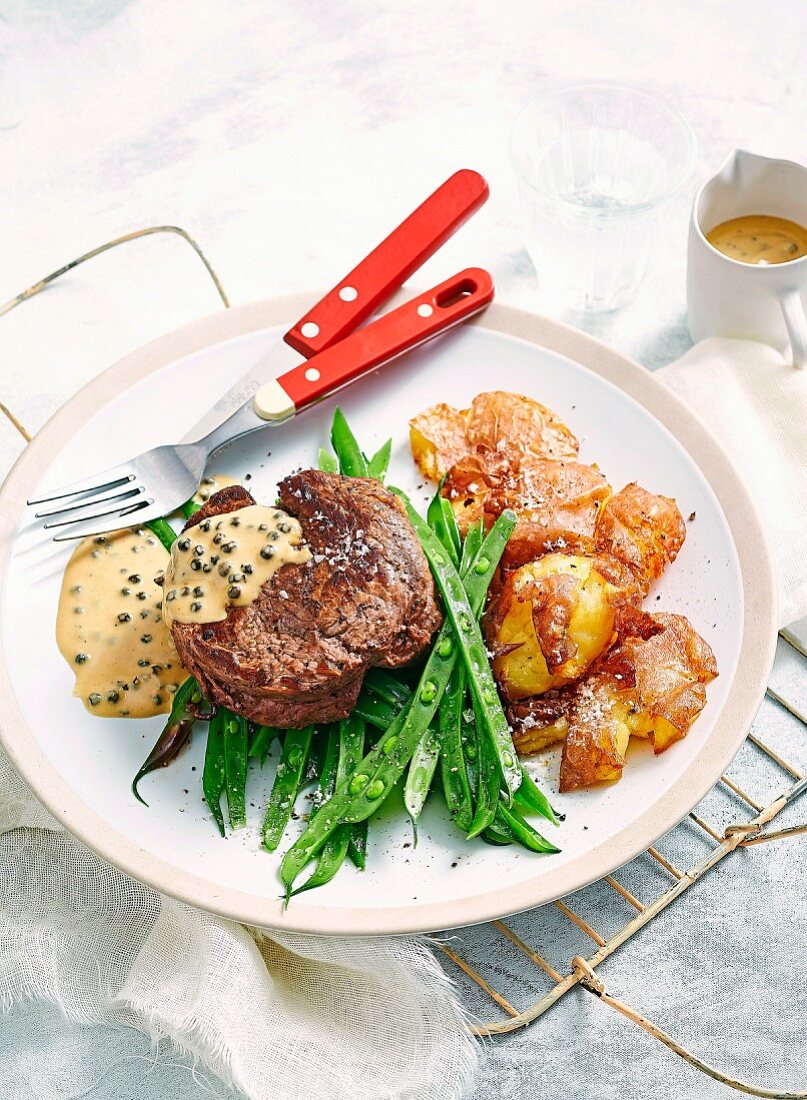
{"left": 252, "top": 268, "right": 493, "bottom": 421}
{"left": 284, "top": 169, "right": 489, "bottom": 358}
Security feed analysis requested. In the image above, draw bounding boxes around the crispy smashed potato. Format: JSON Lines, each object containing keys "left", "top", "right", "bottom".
{"left": 558, "top": 614, "right": 718, "bottom": 791}
{"left": 409, "top": 403, "right": 469, "bottom": 482}
{"left": 408, "top": 389, "right": 716, "bottom": 794}
{"left": 595, "top": 483, "right": 686, "bottom": 592}
{"left": 508, "top": 693, "right": 571, "bottom": 755}
{"left": 443, "top": 454, "right": 612, "bottom": 565}
{"left": 409, "top": 391, "right": 578, "bottom": 482}
{"left": 487, "top": 553, "right": 625, "bottom": 699}
{"left": 464, "top": 391, "right": 578, "bottom": 462}
{"left": 560, "top": 676, "right": 633, "bottom": 789}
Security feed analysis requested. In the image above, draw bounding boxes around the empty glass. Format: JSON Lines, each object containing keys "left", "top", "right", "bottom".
{"left": 511, "top": 83, "right": 696, "bottom": 313}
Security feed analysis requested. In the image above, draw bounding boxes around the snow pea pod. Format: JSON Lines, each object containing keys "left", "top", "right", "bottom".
{"left": 404, "top": 723, "right": 440, "bottom": 840}
{"left": 261, "top": 726, "right": 314, "bottom": 851}
{"left": 367, "top": 438, "right": 392, "bottom": 481}
{"left": 222, "top": 711, "right": 248, "bottom": 829}
{"left": 395, "top": 493, "right": 522, "bottom": 803}
{"left": 363, "top": 668, "right": 412, "bottom": 709}
{"left": 280, "top": 512, "right": 514, "bottom": 892}
{"left": 330, "top": 408, "right": 369, "bottom": 477}
{"left": 513, "top": 767, "right": 561, "bottom": 827}
{"left": 318, "top": 446, "right": 339, "bottom": 474}
{"left": 248, "top": 725, "right": 276, "bottom": 764}
{"left": 495, "top": 802, "right": 559, "bottom": 854}
{"left": 438, "top": 664, "right": 474, "bottom": 833}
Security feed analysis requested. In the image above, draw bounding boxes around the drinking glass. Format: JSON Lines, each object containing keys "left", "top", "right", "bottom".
{"left": 511, "top": 83, "right": 696, "bottom": 313}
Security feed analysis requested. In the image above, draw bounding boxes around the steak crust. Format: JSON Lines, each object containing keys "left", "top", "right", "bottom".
{"left": 170, "top": 471, "right": 441, "bottom": 726}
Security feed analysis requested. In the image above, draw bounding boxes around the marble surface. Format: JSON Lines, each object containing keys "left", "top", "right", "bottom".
{"left": 0, "top": 2, "right": 805, "bottom": 1098}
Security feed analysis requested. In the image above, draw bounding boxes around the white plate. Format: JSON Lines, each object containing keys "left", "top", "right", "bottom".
{"left": 0, "top": 297, "right": 777, "bottom": 935}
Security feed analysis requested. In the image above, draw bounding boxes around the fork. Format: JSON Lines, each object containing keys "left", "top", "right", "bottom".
{"left": 30, "top": 267, "right": 492, "bottom": 540}
{"left": 28, "top": 171, "right": 491, "bottom": 541}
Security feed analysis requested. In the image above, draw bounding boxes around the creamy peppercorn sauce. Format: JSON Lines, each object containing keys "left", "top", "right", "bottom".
{"left": 706, "top": 214, "right": 807, "bottom": 265}
{"left": 56, "top": 528, "right": 188, "bottom": 718}
{"left": 193, "top": 472, "right": 237, "bottom": 504}
{"left": 162, "top": 504, "right": 311, "bottom": 627}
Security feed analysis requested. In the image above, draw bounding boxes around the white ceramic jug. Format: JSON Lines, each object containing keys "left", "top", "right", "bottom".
{"left": 687, "top": 149, "right": 807, "bottom": 367}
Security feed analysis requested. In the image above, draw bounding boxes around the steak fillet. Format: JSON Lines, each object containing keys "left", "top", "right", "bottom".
{"left": 170, "top": 473, "right": 441, "bottom": 726}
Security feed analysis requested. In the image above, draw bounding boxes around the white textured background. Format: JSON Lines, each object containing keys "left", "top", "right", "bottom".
{"left": 0, "top": 2, "right": 805, "bottom": 1098}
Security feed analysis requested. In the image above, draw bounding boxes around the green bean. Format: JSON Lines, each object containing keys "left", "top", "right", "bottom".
{"left": 248, "top": 725, "right": 275, "bottom": 764}
{"left": 462, "top": 520, "right": 484, "bottom": 573}
{"left": 318, "top": 446, "right": 339, "bottom": 474}
{"left": 335, "top": 716, "right": 367, "bottom": 783}
{"left": 304, "top": 732, "right": 327, "bottom": 784}
{"left": 438, "top": 665, "right": 474, "bottom": 833}
{"left": 496, "top": 802, "right": 559, "bottom": 854}
{"left": 315, "top": 726, "right": 340, "bottom": 805}
{"left": 513, "top": 766, "right": 561, "bottom": 827}
{"left": 404, "top": 724, "right": 440, "bottom": 840}
{"left": 427, "top": 484, "right": 460, "bottom": 566}
{"left": 354, "top": 690, "right": 397, "bottom": 729}
{"left": 467, "top": 703, "right": 500, "bottom": 838}
{"left": 223, "top": 711, "right": 248, "bottom": 829}
{"left": 338, "top": 714, "right": 370, "bottom": 867}
{"left": 202, "top": 708, "right": 227, "bottom": 837}
{"left": 180, "top": 498, "right": 203, "bottom": 519}
{"left": 363, "top": 668, "right": 412, "bottom": 709}
{"left": 347, "top": 821, "right": 368, "bottom": 870}
{"left": 288, "top": 826, "right": 351, "bottom": 899}
{"left": 367, "top": 438, "right": 392, "bottom": 481}
{"left": 341, "top": 515, "right": 513, "bottom": 827}
{"left": 287, "top": 721, "right": 358, "bottom": 898}
{"left": 440, "top": 499, "right": 462, "bottom": 563}
{"left": 280, "top": 513, "right": 513, "bottom": 891}
{"left": 330, "top": 408, "right": 369, "bottom": 477}
{"left": 395, "top": 494, "right": 522, "bottom": 803}
{"left": 261, "top": 726, "right": 313, "bottom": 851}
{"left": 131, "top": 675, "right": 198, "bottom": 806}
{"left": 147, "top": 517, "right": 178, "bottom": 552}
{"left": 481, "top": 802, "right": 557, "bottom": 852}
{"left": 462, "top": 706, "right": 480, "bottom": 800}
{"left": 481, "top": 823, "right": 513, "bottom": 846}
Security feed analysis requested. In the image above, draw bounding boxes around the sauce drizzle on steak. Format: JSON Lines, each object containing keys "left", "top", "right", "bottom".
{"left": 170, "top": 473, "right": 441, "bottom": 727}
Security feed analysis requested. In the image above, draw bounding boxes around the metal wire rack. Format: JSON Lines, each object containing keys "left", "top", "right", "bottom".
{"left": 436, "top": 630, "right": 807, "bottom": 1097}
{"left": 2, "top": 228, "right": 805, "bottom": 1100}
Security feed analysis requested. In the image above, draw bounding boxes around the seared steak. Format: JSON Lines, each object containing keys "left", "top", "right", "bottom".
{"left": 170, "top": 472, "right": 441, "bottom": 726}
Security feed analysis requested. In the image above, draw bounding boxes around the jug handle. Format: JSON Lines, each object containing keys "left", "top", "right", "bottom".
{"left": 779, "top": 289, "right": 807, "bottom": 369}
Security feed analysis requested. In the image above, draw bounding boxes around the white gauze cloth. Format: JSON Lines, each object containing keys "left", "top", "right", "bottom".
{"left": 0, "top": 744, "right": 477, "bottom": 1099}
{"left": 658, "top": 337, "right": 807, "bottom": 628}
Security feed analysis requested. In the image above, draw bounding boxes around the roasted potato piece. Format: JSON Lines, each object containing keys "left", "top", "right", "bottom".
{"left": 560, "top": 678, "right": 632, "bottom": 790}
{"left": 438, "top": 450, "right": 509, "bottom": 534}
{"left": 558, "top": 612, "right": 718, "bottom": 791}
{"left": 595, "top": 482, "right": 686, "bottom": 591}
{"left": 615, "top": 612, "right": 718, "bottom": 753}
{"left": 409, "top": 402, "right": 469, "bottom": 482}
{"left": 442, "top": 453, "right": 611, "bottom": 557}
{"left": 508, "top": 692, "right": 571, "bottom": 756}
{"left": 488, "top": 554, "right": 622, "bottom": 699}
{"left": 464, "top": 391, "right": 578, "bottom": 463}
{"left": 409, "top": 391, "right": 578, "bottom": 482}
{"left": 482, "top": 458, "right": 613, "bottom": 566}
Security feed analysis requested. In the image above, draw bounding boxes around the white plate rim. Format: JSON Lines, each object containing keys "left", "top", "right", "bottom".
{"left": 0, "top": 295, "right": 778, "bottom": 935}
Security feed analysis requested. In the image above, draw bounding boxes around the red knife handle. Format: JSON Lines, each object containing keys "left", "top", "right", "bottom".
{"left": 284, "top": 169, "right": 489, "bottom": 358}
{"left": 268, "top": 268, "right": 493, "bottom": 415}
